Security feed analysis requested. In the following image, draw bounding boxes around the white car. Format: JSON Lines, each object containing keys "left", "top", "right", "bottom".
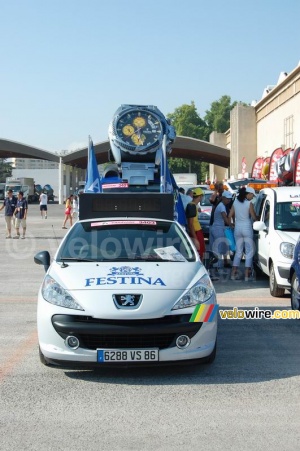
{"left": 253, "top": 186, "right": 300, "bottom": 296}
{"left": 34, "top": 196, "right": 218, "bottom": 368}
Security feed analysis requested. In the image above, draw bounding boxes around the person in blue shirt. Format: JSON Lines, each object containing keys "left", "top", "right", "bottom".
{"left": 0, "top": 189, "right": 17, "bottom": 238}
{"left": 13, "top": 191, "right": 28, "bottom": 239}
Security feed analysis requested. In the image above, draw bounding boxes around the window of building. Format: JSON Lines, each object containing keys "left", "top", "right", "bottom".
{"left": 284, "top": 115, "right": 294, "bottom": 148}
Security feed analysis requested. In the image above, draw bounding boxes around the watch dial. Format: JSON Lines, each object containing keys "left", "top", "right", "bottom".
{"left": 116, "top": 111, "right": 162, "bottom": 148}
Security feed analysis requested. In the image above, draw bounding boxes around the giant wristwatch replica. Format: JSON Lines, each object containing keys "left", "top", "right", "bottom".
{"left": 108, "top": 104, "right": 176, "bottom": 165}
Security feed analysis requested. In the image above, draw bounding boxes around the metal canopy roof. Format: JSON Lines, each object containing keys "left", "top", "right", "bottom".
{"left": 0, "top": 139, "right": 60, "bottom": 162}
{"left": 0, "top": 136, "right": 230, "bottom": 168}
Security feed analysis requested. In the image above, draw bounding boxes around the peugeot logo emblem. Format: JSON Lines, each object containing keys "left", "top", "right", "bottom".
{"left": 113, "top": 294, "right": 143, "bottom": 309}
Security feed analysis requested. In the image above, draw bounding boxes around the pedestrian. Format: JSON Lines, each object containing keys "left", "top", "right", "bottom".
{"left": 13, "top": 191, "right": 28, "bottom": 239}
{"left": 181, "top": 188, "right": 194, "bottom": 210}
{"left": 39, "top": 190, "right": 48, "bottom": 219}
{"left": 209, "top": 182, "right": 233, "bottom": 266}
{"left": 62, "top": 194, "right": 73, "bottom": 229}
{"left": 210, "top": 191, "right": 233, "bottom": 272}
{"left": 185, "top": 187, "right": 206, "bottom": 260}
{"left": 228, "top": 187, "right": 258, "bottom": 281}
{"left": 209, "top": 182, "right": 225, "bottom": 225}
{"left": 72, "top": 195, "right": 79, "bottom": 220}
{"left": 0, "top": 189, "right": 17, "bottom": 238}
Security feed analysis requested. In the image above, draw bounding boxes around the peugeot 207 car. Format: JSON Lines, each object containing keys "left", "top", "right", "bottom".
{"left": 34, "top": 193, "right": 218, "bottom": 368}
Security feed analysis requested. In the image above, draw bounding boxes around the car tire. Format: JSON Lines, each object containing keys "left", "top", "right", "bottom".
{"left": 291, "top": 273, "right": 300, "bottom": 311}
{"left": 269, "top": 263, "right": 285, "bottom": 297}
{"left": 39, "top": 346, "right": 51, "bottom": 366}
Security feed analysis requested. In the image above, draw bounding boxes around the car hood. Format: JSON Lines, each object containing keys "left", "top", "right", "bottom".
{"left": 49, "top": 261, "right": 205, "bottom": 290}
{"left": 47, "top": 261, "right": 211, "bottom": 318}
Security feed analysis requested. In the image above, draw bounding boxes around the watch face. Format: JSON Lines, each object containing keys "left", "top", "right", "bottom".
{"left": 116, "top": 110, "right": 163, "bottom": 149}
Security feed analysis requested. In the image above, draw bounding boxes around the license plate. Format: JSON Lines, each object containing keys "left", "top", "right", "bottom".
{"left": 97, "top": 349, "right": 159, "bottom": 363}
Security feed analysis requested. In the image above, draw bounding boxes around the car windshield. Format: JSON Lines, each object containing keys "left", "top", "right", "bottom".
{"left": 200, "top": 193, "right": 213, "bottom": 207}
{"left": 57, "top": 220, "right": 196, "bottom": 262}
{"left": 275, "top": 202, "right": 300, "bottom": 231}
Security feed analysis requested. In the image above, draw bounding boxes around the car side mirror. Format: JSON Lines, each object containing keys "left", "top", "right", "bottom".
{"left": 34, "top": 251, "right": 51, "bottom": 272}
{"left": 253, "top": 221, "right": 268, "bottom": 232}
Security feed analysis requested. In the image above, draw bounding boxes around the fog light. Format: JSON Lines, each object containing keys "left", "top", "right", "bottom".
{"left": 176, "top": 335, "right": 191, "bottom": 349}
{"left": 66, "top": 336, "right": 80, "bottom": 349}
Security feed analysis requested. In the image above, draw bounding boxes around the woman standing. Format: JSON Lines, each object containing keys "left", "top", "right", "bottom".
{"left": 228, "top": 187, "right": 258, "bottom": 281}
{"left": 62, "top": 195, "right": 73, "bottom": 229}
{"left": 210, "top": 191, "right": 233, "bottom": 271}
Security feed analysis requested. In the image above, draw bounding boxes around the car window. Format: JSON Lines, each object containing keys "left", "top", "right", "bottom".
{"left": 275, "top": 202, "right": 300, "bottom": 231}
{"left": 254, "top": 193, "right": 267, "bottom": 217}
{"left": 200, "top": 193, "right": 213, "bottom": 207}
{"left": 262, "top": 200, "right": 270, "bottom": 227}
{"left": 57, "top": 221, "right": 196, "bottom": 262}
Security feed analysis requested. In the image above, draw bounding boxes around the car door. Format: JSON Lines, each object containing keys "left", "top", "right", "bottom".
{"left": 255, "top": 199, "right": 271, "bottom": 274}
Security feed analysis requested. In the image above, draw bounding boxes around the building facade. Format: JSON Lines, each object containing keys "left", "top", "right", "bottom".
{"left": 209, "top": 62, "right": 300, "bottom": 181}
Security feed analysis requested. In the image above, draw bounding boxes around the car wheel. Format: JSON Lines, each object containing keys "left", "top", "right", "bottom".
{"left": 39, "top": 346, "right": 51, "bottom": 366}
{"left": 291, "top": 273, "right": 300, "bottom": 311}
{"left": 269, "top": 263, "right": 285, "bottom": 297}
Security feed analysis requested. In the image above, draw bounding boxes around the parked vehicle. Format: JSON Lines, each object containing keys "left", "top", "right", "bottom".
{"left": 224, "top": 178, "right": 269, "bottom": 194}
{"left": 42, "top": 184, "right": 55, "bottom": 202}
{"left": 34, "top": 193, "right": 217, "bottom": 368}
{"left": 35, "top": 184, "right": 43, "bottom": 196}
{"left": 253, "top": 186, "right": 300, "bottom": 297}
{"left": 173, "top": 173, "right": 198, "bottom": 188}
{"left": 289, "top": 236, "right": 300, "bottom": 311}
{"left": 5, "top": 177, "right": 38, "bottom": 203}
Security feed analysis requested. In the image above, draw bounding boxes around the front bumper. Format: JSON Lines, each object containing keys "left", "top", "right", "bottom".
{"left": 275, "top": 262, "right": 292, "bottom": 288}
{"left": 38, "top": 303, "right": 217, "bottom": 366}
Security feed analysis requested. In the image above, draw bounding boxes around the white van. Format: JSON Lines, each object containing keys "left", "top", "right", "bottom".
{"left": 253, "top": 186, "right": 300, "bottom": 296}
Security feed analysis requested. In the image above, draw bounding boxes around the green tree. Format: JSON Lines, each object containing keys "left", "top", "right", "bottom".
{"left": 0, "top": 159, "right": 12, "bottom": 182}
{"left": 203, "top": 95, "right": 248, "bottom": 134}
{"left": 167, "top": 102, "right": 209, "bottom": 181}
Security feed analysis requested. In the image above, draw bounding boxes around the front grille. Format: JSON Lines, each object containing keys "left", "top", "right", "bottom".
{"left": 80, "top": 333, "right": 175, "bottom": 350}
{"left": 52, "top": 314, "right": 202, "bottom": 351}
{"left": 67, "top": 314, "right": 191, "bottom": 326}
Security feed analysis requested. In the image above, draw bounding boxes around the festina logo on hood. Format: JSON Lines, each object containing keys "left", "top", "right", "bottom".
{"left": 85, "top": 266, "right": 166, "bottom": 287}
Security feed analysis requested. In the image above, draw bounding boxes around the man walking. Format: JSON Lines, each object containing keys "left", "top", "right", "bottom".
{"left": 13, "top": 191, "right": 28, "bottom": 239}
{"left": 0, "top": 189, "right": 17, "bottom": 238}
{"left": 39, "top": 190, "right": 48, "bottom": 219}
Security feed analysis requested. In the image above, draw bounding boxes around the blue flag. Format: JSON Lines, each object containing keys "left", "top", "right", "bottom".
{"left": 84, "top": 137, "right": 101, "bottom": 193}
{"left": 160, "top": 150, "right": 186, "bottom": 226}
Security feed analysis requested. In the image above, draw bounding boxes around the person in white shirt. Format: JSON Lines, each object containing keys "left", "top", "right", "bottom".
{"left": 39, "top": 191, "right": 48, "bottom": 219}
{"left": 228, "top": 187, "right": 258, "bottom": 281}
{"left": 72, "top": 195, "right": 79, "bottom": 220}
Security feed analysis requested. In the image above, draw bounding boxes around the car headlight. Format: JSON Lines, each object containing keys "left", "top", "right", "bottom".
{"left": 280, "top": 242, "right": 295, "bottom": 260}
{"left": 172, "top": 274, "right": 215, "bottom": 310}
{"left": 41, "top": 275, "right": 84, "bottom": 310}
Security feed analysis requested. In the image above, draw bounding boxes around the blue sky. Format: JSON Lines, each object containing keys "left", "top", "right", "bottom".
{"left": 0, "top": 0, "right": 300, "bottom": 153}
